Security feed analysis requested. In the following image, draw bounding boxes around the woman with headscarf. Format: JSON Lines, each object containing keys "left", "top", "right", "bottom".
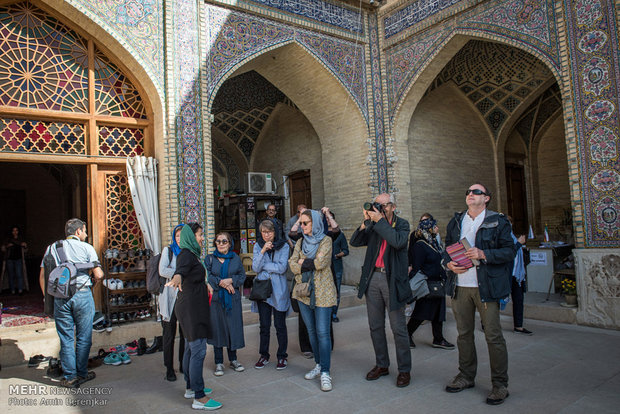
{"left": 158, "top": 224, "right": 185, "bottom": 381}
{"left": 407, "top": 214, "right": 454, "bottom": 350}
{"left": 289, "top": 209, "right": 336, "bottom": 392}
{"left": 251, "top": 219, "right": 291, "bottom": 370}
{"left": 166, "top": 223, "right": 222, "bottom": 411}
{"left": 205, "top": 232, "right": 246, "bottom": 377}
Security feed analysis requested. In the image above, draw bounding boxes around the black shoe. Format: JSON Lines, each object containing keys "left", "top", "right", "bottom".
{"left": 409, "top": 336, "right": 416, "bottom": 348}
{"left": 28, "top": 354, "right": 50, "bottom": 367}
{"left": 165, "top": 369, "right": 177, "bottom": 382}
{"left": 432, "top": 339, "right": 455, "bottom": 350}
{"left": 145, "top": 336, "right": 162, "bottom": 354}
{"left": 332, "top": 316, "right": 340, "bottom": 323}
{"left": 514, "top": 327, "right": 533, "bottom": 335}
{"left": 46, "top": 358, "right": 63, "bottom": 379}
{"left": 137, "top": 337, "right": 147, "bottom": 355}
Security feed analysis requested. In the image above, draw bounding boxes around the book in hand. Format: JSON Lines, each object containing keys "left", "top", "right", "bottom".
{"left": 445, "top": 241, "right": 474, "bottom": 269}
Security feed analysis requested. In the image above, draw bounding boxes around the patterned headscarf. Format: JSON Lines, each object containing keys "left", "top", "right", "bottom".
{"left": 417, "top": 215, "right": 441, "bottom": 252}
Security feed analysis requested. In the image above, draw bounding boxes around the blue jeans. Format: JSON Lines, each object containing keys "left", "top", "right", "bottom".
{"left": 6, "top": 259, "right": 23, "bottom": 292}
{"left": 183, "top": 338, "right": 207, "bottom": 399}
{"left": 298, "top": 302, "right": 332, "bottom": 373}
{"left": 54, "top": 289, "right": 95, "bottom": 380}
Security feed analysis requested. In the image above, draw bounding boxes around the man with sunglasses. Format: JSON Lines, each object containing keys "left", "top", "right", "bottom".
{"left": 442, "top": 183, "right": 518, "bottom": 405}
{"left": 350, "top": 193, "right": 413, "bottom": 388}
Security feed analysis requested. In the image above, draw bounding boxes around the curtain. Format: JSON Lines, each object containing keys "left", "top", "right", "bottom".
{"left": 126, "top": 156, "right": 161, "bottom": 254}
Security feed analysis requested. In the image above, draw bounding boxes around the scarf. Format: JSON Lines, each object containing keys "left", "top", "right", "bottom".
{"left": 301, "top": 210, "right": 326, "bottom": 259}
{"left": 256, "top": 218, "right": 286, "bottom": 258}
{"left": 170, "top": 224, "right": 184, "bottom": 256}
{"left": 418, "top": 218, "right": 441, "bottom": 252}
{"left": 511, "top": 232, "right": 526, "bottom": 286}
{"left": 212, "top": 244, "right": 235, "bottom": 313}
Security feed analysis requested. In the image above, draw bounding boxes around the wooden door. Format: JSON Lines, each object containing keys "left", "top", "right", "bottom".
{"left": 289, "top": 170, "right": 312, "bottom": 217}
{"left": 505, "top": 164, "right": 528, "bottom": 234}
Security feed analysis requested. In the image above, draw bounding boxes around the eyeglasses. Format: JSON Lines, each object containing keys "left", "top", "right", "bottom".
{"left": 300, "top": 221, "right": 311, "bottom": 226}
{"left": 267, "top": 208, "right": 276, "bottom": 212}
{"left": 466, "top": 189, "right": 487, "bottom": 196}
{"left": 215, "top": 239, "right": 229, "bottom": 245}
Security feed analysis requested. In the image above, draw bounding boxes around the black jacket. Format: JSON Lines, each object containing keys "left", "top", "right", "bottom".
{"left": 442, "top": 210, "right": 517, "bottom": 302}
{"left": 350, "top": 215, "right": 412, "bottom": 311}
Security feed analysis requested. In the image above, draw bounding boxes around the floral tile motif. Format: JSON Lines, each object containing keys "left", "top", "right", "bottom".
{"left": 582, "top": 56, "right": 610, "bottom": 96}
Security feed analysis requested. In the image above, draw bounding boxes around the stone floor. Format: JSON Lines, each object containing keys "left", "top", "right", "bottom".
{"left": 2, "top": 303, "right": 620, "bottom": 413}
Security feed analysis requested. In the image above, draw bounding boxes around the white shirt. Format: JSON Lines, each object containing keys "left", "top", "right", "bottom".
{"left": 456, "top": 209, "right": 486, "bottom": 287}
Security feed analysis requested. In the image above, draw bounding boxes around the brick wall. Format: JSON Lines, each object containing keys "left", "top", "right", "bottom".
{"left": 407, "top": 83, "right": 497, "bottom": 231}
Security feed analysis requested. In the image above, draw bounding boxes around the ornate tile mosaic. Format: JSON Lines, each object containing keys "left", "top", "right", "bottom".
{"left": 369, "top": 14, "right": 388, "bottom": 193}
{"left": 204, "top": 5, "right": 368, "bottom": 123}
{"left": 384, "top": 0, "right": 462, "bottom": 39}
{"left": 212, "top": 140, "right": 241, "bottom": 191}
{"left": 513, "top": 83, "right": 561, "bottom": 147}
{"left": 244, "top": 0, "right": 364, "bottom": 34}
{"left": 67, "top": 0, "right": 164, "bottom": 96}
{"left": 564, "top": 0, "right": 620, "bottom": 246}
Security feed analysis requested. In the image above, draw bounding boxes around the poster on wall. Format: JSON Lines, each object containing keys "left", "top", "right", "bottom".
{"left": 530, "top": 251, "right": 548, "bottom": 266}
{"left": 247, "top": 211, "right": 255, "bottom": 229}
{"left": 240, "top": 229, "right": 248, "bottom": 254}
{"left": 248, "top": 239, "right": 256, "bottom": 254}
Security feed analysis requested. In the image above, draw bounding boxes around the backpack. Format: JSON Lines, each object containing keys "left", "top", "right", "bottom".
{"left": 47, "top": 241, "right": 94, "bottom": 299}
{"left": 146, "top": 248, "right": 173, "bottom": 294}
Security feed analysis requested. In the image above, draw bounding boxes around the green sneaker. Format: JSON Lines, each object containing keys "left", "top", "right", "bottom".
{"left": 184, "top": 388, "right": 213, "bottom": 399}
{"left": 192, "top": 398, "right": 222, "bottom": 410}
{"left": 118, "top": 351, "right": 131, "bottom": 364}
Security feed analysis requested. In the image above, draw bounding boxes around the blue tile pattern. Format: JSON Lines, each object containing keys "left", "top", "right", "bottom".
{"left": 384, "top": 0, "right": 462, "bottom": 39}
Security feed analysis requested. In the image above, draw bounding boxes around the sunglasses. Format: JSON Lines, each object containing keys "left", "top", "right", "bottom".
{"left": 300, "top": 221, "right": 311, "bottom": 226}
{"left": 466, "top": 189, "right": 487, "bottom": 196}
{"left": 215, "top": 239, "right": 229, "bottom": 245}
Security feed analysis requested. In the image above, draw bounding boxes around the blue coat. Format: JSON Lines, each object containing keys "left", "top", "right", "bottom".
{"left": 205, "top": 254, "right": 246, "bottom": 350}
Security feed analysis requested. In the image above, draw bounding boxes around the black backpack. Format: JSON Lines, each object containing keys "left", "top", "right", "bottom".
{"left": 146, "top": 248, "right": 174, "bottom": 294}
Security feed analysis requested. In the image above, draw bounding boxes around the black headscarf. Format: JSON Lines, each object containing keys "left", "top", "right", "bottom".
{"left": 256, "top": 218, "right": 286, "bottom": 258}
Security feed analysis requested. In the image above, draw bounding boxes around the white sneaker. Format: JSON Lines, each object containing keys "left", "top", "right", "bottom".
{"left": 229, "top": 360, "right": 244, "bottom": 372}
{"left": 214, "top": 363, "right": 224, "bottom": 376}
{"left": 320, "top": 372, "right": 332, "bottom": 392}
{"left": 304, "top": 364, "right": 321, "bottom": 380}
{"left": 115, "top": 279, "right": 124, "bottom": 289}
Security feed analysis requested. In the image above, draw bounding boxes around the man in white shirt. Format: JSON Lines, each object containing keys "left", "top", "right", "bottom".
{"left": 442, "top": 184, "right": 517, "bottom": 405}
{"left": 39, "top": 218, "right": 104, "bottom": 388}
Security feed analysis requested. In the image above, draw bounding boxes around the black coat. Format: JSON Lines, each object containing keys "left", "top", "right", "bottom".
{"left": 442, "top": 210, "right": 517, "bottom": 302}
{"left": 350, "top": 215, "right": 412, "bottom": 311}
{"left": 408, "top": 239, "right": 446, "bottom": 322}
{"left": 174, "top": 249, "right": 212, "bottom": 342}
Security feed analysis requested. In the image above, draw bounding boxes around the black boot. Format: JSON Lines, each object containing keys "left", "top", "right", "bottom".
{"left": 145, "top": 336, "right": 162, "bottom": 354}
{"left": 137, "top": 337, "right": 147, "bottom": 356}
{"left": 165, "top": 367, "right": 177, "bottom": 381}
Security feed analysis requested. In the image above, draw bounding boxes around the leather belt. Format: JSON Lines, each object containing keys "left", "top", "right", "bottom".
{"left": 374, "top": 267, "right": 386, "bottom": 273}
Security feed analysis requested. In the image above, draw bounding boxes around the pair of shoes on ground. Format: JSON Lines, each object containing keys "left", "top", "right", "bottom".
{"left": 304, "top": 364, "right": 332, "bottom": 391}
{"left": 432, "top": 339, "right": 455, "bottom": 349}
{"left": 28, "top": 354, "right": 51, "bottom": 367}
{"left": 254, "top": 357, "right": 287, "bottom": 370}
{"left": 514, "top": 327, "right": 533, "bottom": 335}
{"left": 103, "top": 351, "right": 131, "bottom": 365}
{"left": 214, "top": 360, "right": 244, "bottom": 376}
{"left": 59, "top": 371, "right": 96, "bottom": 388}
{"left": 445, "top": 374, "right": 509, "bottom": 405}
{"left": 365, "top": 366, "right": 410, "bottom": 387}
{"left": 186, "top": 388, "right": 221, "bottom": 410}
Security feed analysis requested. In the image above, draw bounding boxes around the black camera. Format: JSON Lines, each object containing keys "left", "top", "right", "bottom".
{"left": 363, "top": 202, "right": 383, "bottom": 213}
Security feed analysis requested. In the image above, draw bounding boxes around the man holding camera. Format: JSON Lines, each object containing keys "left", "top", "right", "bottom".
{"left": 350, "top": 193, "right": 413, "bottom": 388}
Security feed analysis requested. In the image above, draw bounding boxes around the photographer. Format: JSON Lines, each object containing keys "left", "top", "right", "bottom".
{"left": 350, "top": 193, "right": 412, "bottom": 388}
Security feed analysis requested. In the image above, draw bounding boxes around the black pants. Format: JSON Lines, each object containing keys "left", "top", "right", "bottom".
{"left": 407, "top": 317, "right": 444, "bottom": 343}
{"left": 299, "top": 311, "right": 334, "bottom": 352}
{"left": 214, "top": 347, "right": 237, "bottom": 364}
{"left": 162, "top": 306, "right": 185, "bottom": 371}
{"left": 511, "top": 277, "right": 525, "bottom": 328}
{"left": 258, "top": 301, "right": 288, "bottom": 360}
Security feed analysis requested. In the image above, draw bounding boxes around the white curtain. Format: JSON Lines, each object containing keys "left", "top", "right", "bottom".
{"left": 126, "top": 156, "right": 161, "bottom": 254}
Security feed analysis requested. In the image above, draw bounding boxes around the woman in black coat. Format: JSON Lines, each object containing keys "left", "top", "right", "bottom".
{"left": 166, "top": 223, "right": 222, "bottom": 411}
{"left": 407, "top": 214, "right": 454, "bottom": 350}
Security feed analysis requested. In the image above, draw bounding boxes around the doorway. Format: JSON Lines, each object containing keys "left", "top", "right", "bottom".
{"left": 289, "top": 170, "right": 312, "bottom": 216}
{"left": 505, "top": 163, "right": 528, "bottom": 234}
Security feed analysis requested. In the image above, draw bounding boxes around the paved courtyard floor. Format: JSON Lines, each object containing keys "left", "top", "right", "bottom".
{"left": 2, "top": 304, "right": 620, "bottom": 413}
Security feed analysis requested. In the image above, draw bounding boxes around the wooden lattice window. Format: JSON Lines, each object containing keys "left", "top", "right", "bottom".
{"left": 105, "top": 173, "right": 144, "bottom": 250}
{"left": 0, "top": 1, "right": 149, "bottom": 158}
{"left": 0, "top": 118, "right": 86, "bottom": 154}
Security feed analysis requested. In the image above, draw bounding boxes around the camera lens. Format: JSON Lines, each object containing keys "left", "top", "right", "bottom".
{"left": 363, "top": 202, "right": 372, "bottom": 210}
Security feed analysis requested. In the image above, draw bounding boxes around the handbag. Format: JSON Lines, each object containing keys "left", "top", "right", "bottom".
{"left": 426, "top": 279, "right": 446, "bottom": 298}
{"left": 292, "top": 270, "right": 314, "bottom": 298}
{"left": 249, "top": 278, "right": 272, "bottom": 301}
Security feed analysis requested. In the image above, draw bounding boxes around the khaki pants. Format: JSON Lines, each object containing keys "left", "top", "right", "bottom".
{"left": 451, "top": 287, "right": 508, "bottom": 388}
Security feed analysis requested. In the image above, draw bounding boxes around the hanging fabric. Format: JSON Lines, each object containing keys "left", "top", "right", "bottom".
{"left": 126, "top": 156, "right": 161, "bottom": 254}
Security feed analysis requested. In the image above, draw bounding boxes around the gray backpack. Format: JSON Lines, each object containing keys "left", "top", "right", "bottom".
{"left": 47, "top": 241, "right": 94, "bottom": 299}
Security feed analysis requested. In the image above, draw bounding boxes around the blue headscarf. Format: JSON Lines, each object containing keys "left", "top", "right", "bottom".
{"left": 511, "top": 232, "right": 526, "bottom": 285}
{"left": 211, "top": 237, "right": 235, "bottom": 313}
{"left": 301, "top": 210, "right": 326, "bottom": 259}
{"left": 170, "top": 224, "right": 184, "bottom": 256}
